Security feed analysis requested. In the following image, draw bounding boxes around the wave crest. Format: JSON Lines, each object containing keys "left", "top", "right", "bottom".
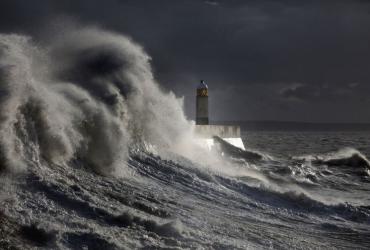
{"left": 293, "top": 148, "right": 370, "bottom": 176}
{"left": 0, "top": 27, "right": 193, "bottom": 175}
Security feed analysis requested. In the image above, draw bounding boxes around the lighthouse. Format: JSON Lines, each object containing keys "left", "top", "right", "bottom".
{"left": 196, "top": 80, "right": 209, "bottom": 125}
{"left": 194, "top": 80, "right": 245, "bottom": 150}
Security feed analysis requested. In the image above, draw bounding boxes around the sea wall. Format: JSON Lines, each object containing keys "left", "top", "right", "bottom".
{"left": 194, "top": 125, "right": 241, "bottom": 138}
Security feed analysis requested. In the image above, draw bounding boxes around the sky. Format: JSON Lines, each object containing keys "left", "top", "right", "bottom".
{"left": 0, "top": 0, "right": 370, "bottom": 123}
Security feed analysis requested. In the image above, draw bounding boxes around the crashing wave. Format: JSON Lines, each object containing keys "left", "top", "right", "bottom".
{"left": 213, "top": 136, "right": 269, "bottom": 162}
{"left": 293, "top": 148, "right": 370, "bottom": 176}
{"left": 313, "top": 152, "right": 370, "bottom": 169}
{"left": 0, "top": 27, "right": 201, "bottom": 176}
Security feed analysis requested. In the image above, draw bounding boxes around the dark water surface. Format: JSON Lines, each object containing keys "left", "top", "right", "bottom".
{"left": 1, "top": 131, "right": 370, "bottom": 249}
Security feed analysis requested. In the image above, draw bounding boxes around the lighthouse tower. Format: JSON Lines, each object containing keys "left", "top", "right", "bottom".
{"left": 194, "top": 79, "right": 245, "bottom": 150}
{"left": 196, "top": 80, "right": 209, "bottom": 125}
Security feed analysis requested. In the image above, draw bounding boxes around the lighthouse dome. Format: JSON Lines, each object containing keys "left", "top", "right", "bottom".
{"left": 197, "top": 80, "right": 208, "bottom": 89}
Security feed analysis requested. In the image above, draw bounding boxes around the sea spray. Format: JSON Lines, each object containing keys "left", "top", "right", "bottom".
{"left": 0, "top": 27, "right": 228, "bottom": 177}
{"left": 0, "top": 30, "right": 351, "bottom": 212}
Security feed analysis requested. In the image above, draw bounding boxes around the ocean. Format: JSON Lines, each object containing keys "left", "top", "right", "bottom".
{"left": 0, "top": 27, "right": 369, "bottom": 249}
{"left": 1, "top": 131, "right": 369, "bottom": 249}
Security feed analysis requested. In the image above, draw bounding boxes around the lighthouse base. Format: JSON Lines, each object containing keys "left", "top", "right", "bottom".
{"left": 194, "top": 125, "right": 245, "bottom": 151}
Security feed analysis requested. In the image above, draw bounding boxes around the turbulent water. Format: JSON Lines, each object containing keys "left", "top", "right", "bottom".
{"left": 0, "top": 26, "right": 369, "bottom": 249}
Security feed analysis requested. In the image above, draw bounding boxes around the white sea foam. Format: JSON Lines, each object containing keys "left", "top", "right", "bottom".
{"left": 0, "top": 26, "right": 210, "bottom": 176}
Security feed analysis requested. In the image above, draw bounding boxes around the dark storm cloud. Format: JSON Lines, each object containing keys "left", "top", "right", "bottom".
{"left": 280, "top": 83, "right": 369, "bottom": 102}
{"left": 0, "top": 0, "right": 370, "bottom": 122}
{"left": 281, "top": 84, "right": 321, "bottom": 101}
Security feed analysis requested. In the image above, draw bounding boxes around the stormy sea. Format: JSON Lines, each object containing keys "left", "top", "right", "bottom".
{"left": 0, "top": 27, "right": 369, "bottom": 249}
